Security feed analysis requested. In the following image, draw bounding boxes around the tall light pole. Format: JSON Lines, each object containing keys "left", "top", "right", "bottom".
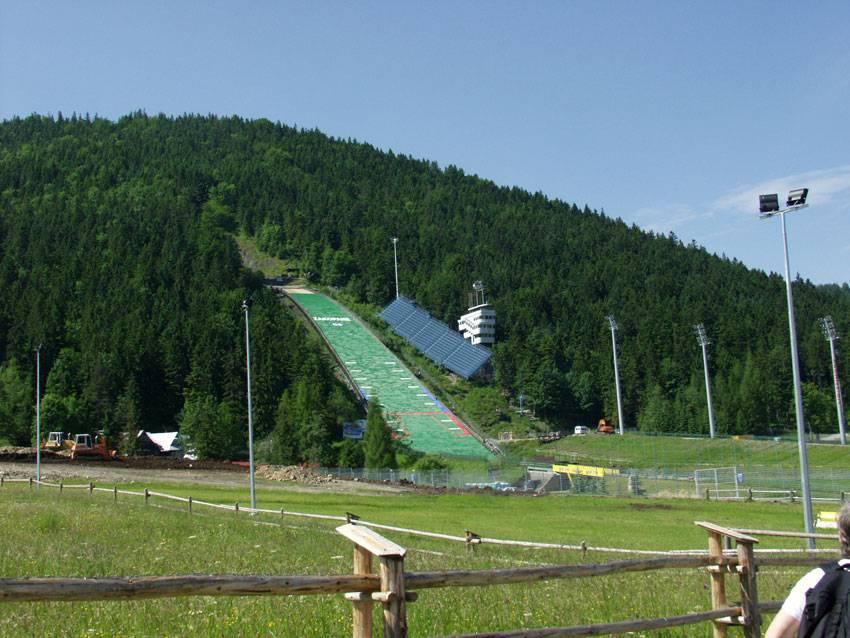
{"left": 35, "top": 344, "right": 42, "bottom": 483}
{"left": 242, "top": 298, "right": 256, "bottom": 511}
{"left": 759, "top": 188, "right": 814, "bottom": 547}
{"left": 391, "top": 237, "right": 400, "bottom": 299}
{"left": 694, "top": 323, "right": 717, "bottom": 439}
{"left": 819, "top": 315, "right": 847, "bottom": 445}
{"left": 606, "top": 315, "right": 625, "bottom": 435}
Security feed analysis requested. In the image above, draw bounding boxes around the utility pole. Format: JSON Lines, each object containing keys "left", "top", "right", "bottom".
{"left": 694, "top": 323, "right": 717, "bottom": 439}
{"left": 819, "top": 316, "right": 847, "bottom": 445}
{"left": 391, "top": 237, "right": 400, "bottom": 299}
{"left": 35, "top": 344, "right": 42, "bottom": 483}
{"left": 606, "top": 315, "right": 625, "bottom": 435}
{"left": 242, "top": 299, "right": 256, "bottom": 511}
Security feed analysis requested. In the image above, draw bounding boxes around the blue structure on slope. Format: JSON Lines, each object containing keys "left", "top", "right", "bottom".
{"left": 380, "top": 297, "right": 491, "bottom": 379}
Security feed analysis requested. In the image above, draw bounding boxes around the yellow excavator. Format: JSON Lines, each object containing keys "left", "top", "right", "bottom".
{"left": 41, "top": 431, "right": 74, "bottom": 451}
{"left": 597, "top": 418, "right": 615, "bottom": 434}
{"left": 69, "top": 432, "right": 116, "bottom": 460}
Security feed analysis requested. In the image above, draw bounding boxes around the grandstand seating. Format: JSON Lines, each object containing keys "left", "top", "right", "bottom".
{"left": 380, "top": 296, "right": 491, "bottom": 379}
{"left": 424, "top": 331, "right": 465, "bottom": 362}
{"left": 444, "top": 343, "right": 491, "bottom": 379}
{"left": 395, "top": 308, "right": 430, "bottom": 340}
{"left": 379, "top": 297, "right": 417, "bottom": 325}
{"left": 409, "top": 320, "right": 446, "bottom": 352}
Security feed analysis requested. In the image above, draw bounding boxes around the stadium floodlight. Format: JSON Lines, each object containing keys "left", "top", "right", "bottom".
{"left": 694, "top": 324, "right": 716, "bottom": 439}
{"left": 391, "top": 237, "right": 400, "bottom": 299}
{"left": 787, "top": 188, "right": 809, "bottom": 207}
{"left": 758, "top": 188, "right": 814, "bottom": 548}
{"left": 819, "top": 316, "right": 847, "bottom": 446}
{"left": 759, "top": 194, "right": 780, "bottom": 214}
{"left": 605, "top": 315, "right": 625, "bottom": 435}
{"left": 241, "top": 298, "right": 256, "bottom": 511}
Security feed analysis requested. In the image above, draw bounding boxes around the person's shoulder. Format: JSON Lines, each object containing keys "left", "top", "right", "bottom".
{"left": 802, "top": 566, "right": 828, "bottom": 589}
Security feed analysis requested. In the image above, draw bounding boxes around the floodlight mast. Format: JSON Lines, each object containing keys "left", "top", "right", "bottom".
{"left": 391, "top": 237, "right": 400, "bottom": 299}
{"left": 35, "top": 344, "right": 42, "bottom": 483}
{"left": 606, "top": 315, "right": 625, "bottom": 435}
{"left": 819, "top": 316, "right": 847, "bottom": 445}
{"left": 694, "top": 324, "right": 716, "bottom": 439}
{"left": 242, "top": 299, "right": 256, "bottom": 511}
{"left": 759, "top": 188, "right": 814, "bottom": 548}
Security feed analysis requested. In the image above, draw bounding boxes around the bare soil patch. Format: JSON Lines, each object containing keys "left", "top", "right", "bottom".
{"left": 629, "top": 502, "right": 673, "bottom": 511}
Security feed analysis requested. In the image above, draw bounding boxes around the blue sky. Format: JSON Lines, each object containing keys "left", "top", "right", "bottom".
{"left": 2, "top": 1, "right": 848, "bottom": 285}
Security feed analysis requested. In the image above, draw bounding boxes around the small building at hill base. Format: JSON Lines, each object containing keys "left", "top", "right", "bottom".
{"left": 136, "top": 431, "right": 185, "bottom": 456}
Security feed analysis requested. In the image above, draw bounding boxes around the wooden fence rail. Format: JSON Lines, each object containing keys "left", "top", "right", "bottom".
{"left": 0, "top": 478, "right": 836, "bottom": 637}
{"left": 0, "top": 574, "right": 379, "bottom": 602}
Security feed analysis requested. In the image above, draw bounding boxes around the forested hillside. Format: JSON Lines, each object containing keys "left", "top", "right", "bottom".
{"left": 0, "top": 113, "right": 359, "bottom": 460}
{"left": 1, "top": 113, "right": 848, "bottom": 453}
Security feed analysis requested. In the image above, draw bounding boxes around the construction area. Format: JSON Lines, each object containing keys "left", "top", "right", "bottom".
{"left": 286, "top": 290, "right": 492, "bottom": 459}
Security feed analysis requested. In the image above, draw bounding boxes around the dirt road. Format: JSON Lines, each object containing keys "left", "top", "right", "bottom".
{"left": 0, "top": 458, "right": 409, "bottom": 496}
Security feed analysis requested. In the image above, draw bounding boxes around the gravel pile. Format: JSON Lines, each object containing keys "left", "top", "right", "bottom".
{"left": 255, "top": 465, "right": 337, "bottom": 485}
{"left": 0, "top": 446, "right": 40, "bottom": 461}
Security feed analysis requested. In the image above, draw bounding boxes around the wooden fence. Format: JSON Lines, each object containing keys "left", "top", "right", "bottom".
{"left": 0, "top": 477, "right": 834, "bottom": 637}
{"left": 706, "top": 487, "right": 849, "bottom": 504}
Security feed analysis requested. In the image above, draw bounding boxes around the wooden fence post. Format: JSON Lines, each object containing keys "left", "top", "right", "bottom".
{"left": 737, "top": 537, "right": 760, "bottom": 638}
{"left": 144, "top": 488, "right": 149, "bottom": 505}
{"left": 188, "top": 496, "right": 193, "bottom": 514}
{"left": 379, "top": 553, "right": 407, "bottom": 637}
{"left": 113, "top": 486, "right": 118, "bottom": 503}
{"left": 349, "top": 544, "right": 374, "bottom": 638}
{"left": 337, "top": 523, "right": 409, "bottom": 638}
{"left": 89, "top": 482, "right": 94, "bottom": 496}
{"left": 697, "top": 522, "right": 760, "bottom": 638}
{"left": 465, "top": 530, "right": 481, "bottom": 554}
{"left": 705, "top": 527, "right": 729, "bottom": 638}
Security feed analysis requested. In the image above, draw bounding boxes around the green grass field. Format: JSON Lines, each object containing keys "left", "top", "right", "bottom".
{"left": 505, "top": 431, "right": 850, "bottom": 471}
{"left": 0, "top": 478, "right": 837, "bottom": 637}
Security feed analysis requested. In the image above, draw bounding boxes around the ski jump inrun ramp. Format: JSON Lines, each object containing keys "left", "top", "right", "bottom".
{"left": 286, "top": 290, "right": 492, "bottom": 459}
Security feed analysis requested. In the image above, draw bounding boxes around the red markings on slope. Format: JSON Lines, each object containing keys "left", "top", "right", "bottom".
{"left": 390, "top": 411, "right": 473, "bottom": 437}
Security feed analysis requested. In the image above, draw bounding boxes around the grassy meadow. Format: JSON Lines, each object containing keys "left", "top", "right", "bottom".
{"left": 0, "top": 478, "right": 838, "bottom": 637}
{"left": 502, "top": 431, "right": 850, "bottom": 471}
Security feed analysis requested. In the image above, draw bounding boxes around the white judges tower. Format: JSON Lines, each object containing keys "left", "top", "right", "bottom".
{"left": 458, "top": 281, "right": 496, "bottom": 346}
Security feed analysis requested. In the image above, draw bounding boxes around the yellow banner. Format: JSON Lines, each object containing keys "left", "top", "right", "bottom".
{"left": 552, "top": 464, "right": 619, "bottom": 478}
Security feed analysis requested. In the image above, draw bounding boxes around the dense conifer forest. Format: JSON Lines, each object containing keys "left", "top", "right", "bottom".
{"left": 0, "top": 113, "right": 848, "bottom": 459}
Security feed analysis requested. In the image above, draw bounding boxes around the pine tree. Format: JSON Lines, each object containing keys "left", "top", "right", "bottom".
{"left": 0, "top": 359, "right": 32, "bottom": 445}
{"left": 114, "top": 377, "right": 142, "bottom": 456}
{"left": 271, "top": 388, "right": 300, "bottom": 464}
{"left": 363, "top": 397, "right": 395, "bottom": 469}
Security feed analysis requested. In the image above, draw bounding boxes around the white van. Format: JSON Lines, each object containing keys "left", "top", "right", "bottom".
{"left": 573, "top": 426, "right": 590, "bottom": 436}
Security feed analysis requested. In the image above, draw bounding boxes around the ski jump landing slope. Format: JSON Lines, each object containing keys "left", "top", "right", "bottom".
{"left": 287, "top": 290, "right": 492, "bottom": 459}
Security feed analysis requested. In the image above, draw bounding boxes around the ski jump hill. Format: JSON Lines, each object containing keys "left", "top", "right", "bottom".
{"left": 285, "top": 289, "right": 493, "bottom": 459}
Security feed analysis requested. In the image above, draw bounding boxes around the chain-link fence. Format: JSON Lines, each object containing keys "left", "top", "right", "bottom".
{"left": 316, "top": 463, "right": 850, "bottom": 502}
